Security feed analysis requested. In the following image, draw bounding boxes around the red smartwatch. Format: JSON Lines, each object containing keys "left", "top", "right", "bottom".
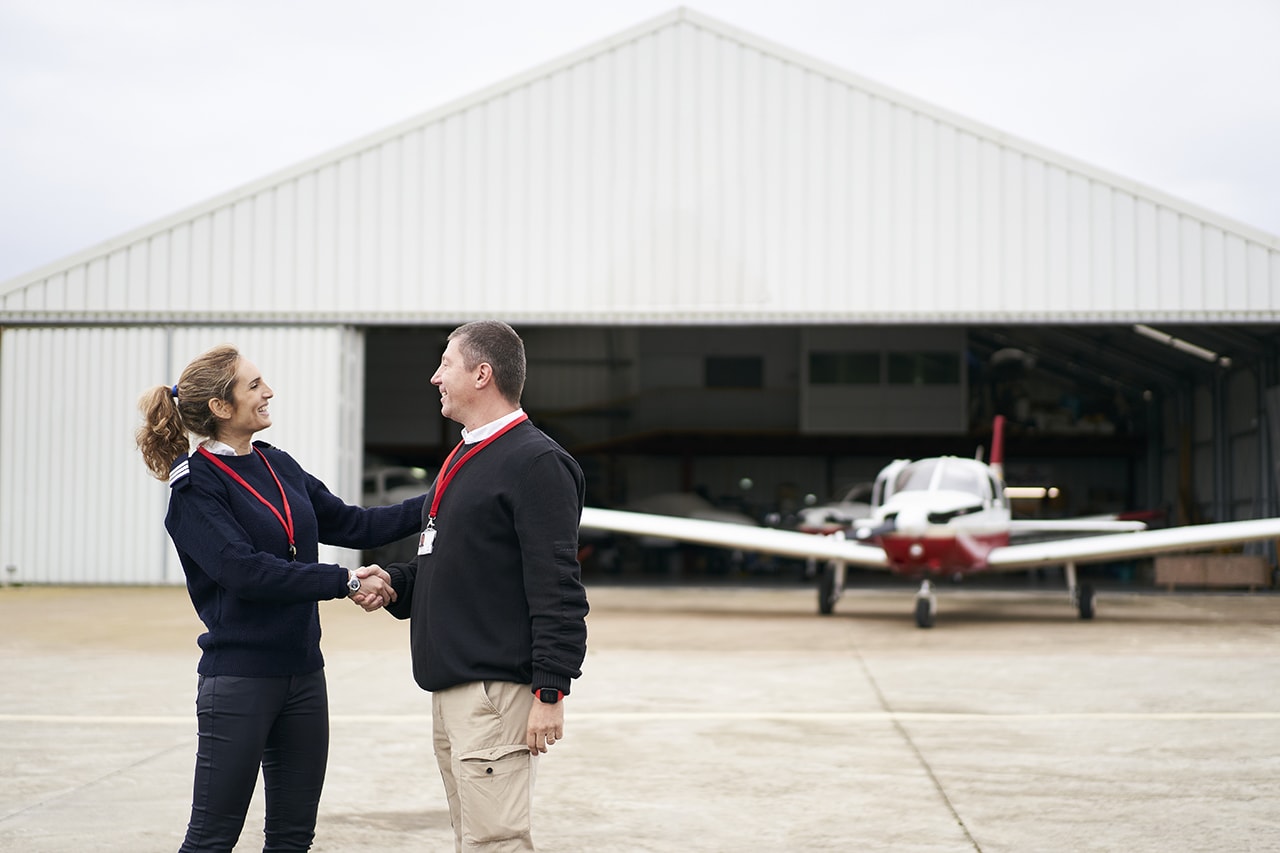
{"left": 537, "top": 688, "right": 564, "bottom": 704}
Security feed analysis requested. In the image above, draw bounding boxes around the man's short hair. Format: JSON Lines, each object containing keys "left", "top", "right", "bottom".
{"left": 450, "top": 320, "right": 526, "bottom": 404}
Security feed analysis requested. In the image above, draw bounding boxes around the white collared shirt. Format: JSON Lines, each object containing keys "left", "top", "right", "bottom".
{"left": 200, "top": 439, "right": 239, "bottom": 456}
{"left": 460, "top": 408, "right": 526, "bottom": 444}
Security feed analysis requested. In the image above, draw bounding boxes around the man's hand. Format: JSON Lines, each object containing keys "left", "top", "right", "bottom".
{"left": 349, "top": 564, "right": 396, "bottom": 611}
{"left": 526, "top": 697, "right": 565, "bottom": 754}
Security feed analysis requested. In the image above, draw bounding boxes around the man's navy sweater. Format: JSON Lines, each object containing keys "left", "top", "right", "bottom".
{"left": 167, "top": 441, "right": 425, "bottom": 677}
{"left": 385, "top": 421, "right": 589, "bottom": 695}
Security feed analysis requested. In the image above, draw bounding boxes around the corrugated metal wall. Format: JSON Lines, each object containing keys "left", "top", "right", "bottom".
{"left": 3, "top": 10, "right": 1277, "bottom": 325}
{"left": 0, "top": 326, "right": 364, "bottom": 585}
{"left": 0, "top": 327, "right": 168, "bottom": 584}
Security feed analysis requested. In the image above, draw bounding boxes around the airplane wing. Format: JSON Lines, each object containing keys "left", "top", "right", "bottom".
{"left": 580, "top": 507, "right": 890, "bottom": 568}
{"left": 987, "top": 517, "right": 1280, "bottom": 571}
{"left": 1008, "top": 518, "right": 1147, "bottom": 534}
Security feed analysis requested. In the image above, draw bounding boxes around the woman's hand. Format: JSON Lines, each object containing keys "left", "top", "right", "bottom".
{"left": 348, "top": 565, "right": 397, "bottom": 611}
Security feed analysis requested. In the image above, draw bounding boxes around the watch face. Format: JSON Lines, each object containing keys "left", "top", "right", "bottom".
{"left": 539, "top": 688, "right": 559, "bottom": 704}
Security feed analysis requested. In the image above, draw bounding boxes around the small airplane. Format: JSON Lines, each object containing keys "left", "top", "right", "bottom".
{"left": 579, "top": 416, "right": 1280, "bottom": 627}
{"left": 792, "top": 482, "right": 874, "bottom": 534}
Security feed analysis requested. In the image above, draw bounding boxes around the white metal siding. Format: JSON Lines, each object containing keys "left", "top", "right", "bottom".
{"left": 0, "top": 327, "right": 169, "bottom": 584}
{"left": 3, "top": 10, "right": 1277, "bottom": 326}
{"left": 0, "top": 326, "right": 364, "bottom": 585}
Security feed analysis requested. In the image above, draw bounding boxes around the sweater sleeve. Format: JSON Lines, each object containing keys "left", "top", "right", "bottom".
{"left": 303, "top": 469, "right": 427, "bottom": 551}
{"left": 515, "top": 448, "right": 590, "bottom": 695}
{"left": 383, "top": 555, "right": 421, "bottom": 621}
{"left": 167, "top": 472, "right": 350, "bottom": 604}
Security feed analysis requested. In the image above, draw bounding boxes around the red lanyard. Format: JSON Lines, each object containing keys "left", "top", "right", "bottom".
{"left": 428, "top": 413, "right": 528, "bottom": 523}
{"left": 197, "top": 446, "right": 297, "bottom": 559}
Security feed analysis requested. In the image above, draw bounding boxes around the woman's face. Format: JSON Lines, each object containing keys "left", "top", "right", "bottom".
{"left": 218, "top": 357, "right": 274, "bottom": 441}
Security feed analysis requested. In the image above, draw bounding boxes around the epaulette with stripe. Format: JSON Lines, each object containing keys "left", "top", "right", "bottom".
{"left": 169, "top": 454, "right": 192, "bottom": 490}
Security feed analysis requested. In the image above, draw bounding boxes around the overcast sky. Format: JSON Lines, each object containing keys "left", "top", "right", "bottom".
{"left": 2, "top": 0, "right": 1277, "bottom": 285}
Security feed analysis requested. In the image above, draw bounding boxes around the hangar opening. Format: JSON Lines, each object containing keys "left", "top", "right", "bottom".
{"left": 360, "top": 323, "right": 1280, "bottom": 584}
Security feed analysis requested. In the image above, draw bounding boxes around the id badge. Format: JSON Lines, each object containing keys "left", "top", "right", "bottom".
{"left": 418, "top": 525, "right": 437, "bottom": 555}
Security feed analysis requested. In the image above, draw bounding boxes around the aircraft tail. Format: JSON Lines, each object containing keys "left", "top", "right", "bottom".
{"left": 989, "top": 415, "right": 1005, "bottom": 483}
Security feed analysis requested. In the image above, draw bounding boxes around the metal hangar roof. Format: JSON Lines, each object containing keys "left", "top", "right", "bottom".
{"left": 2, "top": 8, "right": 1277, "bottom": 326}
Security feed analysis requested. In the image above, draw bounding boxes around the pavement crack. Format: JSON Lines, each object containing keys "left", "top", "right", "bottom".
{"left": 0, "top": 739, "right": 189, "bottom": 824}
{"left": 849, "top": 642, "right": 983, "bottom": 852}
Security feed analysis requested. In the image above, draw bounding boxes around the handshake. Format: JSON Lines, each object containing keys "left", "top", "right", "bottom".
{"left": 346, "top": 565, "right": 397, "bottom": 612}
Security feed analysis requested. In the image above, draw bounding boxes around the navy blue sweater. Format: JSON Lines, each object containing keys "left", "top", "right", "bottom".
{"left": 385, "top": 421, "right": 589, "bottom": 695}
{"left": 166, "top": 441, "right": 426, "bottom": 677}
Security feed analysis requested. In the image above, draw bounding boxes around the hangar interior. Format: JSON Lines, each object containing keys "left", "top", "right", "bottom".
{"left": 362, "top": 322, "right": 1280, "bottom": 580}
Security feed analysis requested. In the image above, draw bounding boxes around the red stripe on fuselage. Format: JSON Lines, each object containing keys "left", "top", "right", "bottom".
{"left": 878, "top": 530, "right": 1010, "bottom": 577}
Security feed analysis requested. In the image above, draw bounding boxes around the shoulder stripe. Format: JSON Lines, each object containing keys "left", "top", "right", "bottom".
{"left": 169, "top": 458, "right": 190, "bottom": 489}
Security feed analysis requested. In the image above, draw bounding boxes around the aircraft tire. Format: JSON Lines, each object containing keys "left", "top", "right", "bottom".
{"left": 818, "top": 565, "right": 836, "bottom": 615}
{"left": 1078, "top": 584, "right": 1096, "bottom": 620}
{"left": 914, "top": 596, "right": 935, "bottom": 629}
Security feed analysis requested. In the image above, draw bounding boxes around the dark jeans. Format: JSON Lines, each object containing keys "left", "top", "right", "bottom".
{"left": 179, "top": 670, "right": 329, "bottom": 853}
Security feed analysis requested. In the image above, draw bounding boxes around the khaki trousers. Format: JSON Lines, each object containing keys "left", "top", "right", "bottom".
{"left": 433, "top": 681, "right": 538, "bottom": 852}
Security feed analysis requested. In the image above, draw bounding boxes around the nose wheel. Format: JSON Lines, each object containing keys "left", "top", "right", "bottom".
{"left": 914, "top": 580, "right": 936, "bottom": 628}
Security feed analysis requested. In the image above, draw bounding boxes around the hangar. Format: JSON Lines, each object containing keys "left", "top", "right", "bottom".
{"left": 2, "top": 9, "right": 1278, "bottom": 585}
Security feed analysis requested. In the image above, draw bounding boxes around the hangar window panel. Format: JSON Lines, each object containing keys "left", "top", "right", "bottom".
{"left": 887, "top": 352, "right": 959, "bottom": 385}
{"left": 706, "top": 356, "right": 763, "bottom": 389}
{"left": 809, "top": 352, "right": 879, "bottom": 385}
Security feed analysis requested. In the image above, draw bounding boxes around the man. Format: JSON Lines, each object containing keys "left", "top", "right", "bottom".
{"left": 383, "top": 320, "right": 589, "bottom": 852}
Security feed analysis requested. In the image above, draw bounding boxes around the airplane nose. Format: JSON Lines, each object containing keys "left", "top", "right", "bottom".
{"left": 895, "top": 507, "right": 930, "bottom": 539}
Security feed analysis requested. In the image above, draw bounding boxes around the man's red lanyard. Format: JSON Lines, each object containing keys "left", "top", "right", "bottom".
{"left": 197, "top": 446, "right": 297, "bottom": 559}
{"left": 427, "top": 413, "right": 528, "bottom": 529}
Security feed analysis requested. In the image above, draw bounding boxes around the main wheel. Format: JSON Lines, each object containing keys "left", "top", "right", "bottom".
{"left": 1077, "top": 583, "right": 1096, "bottom": 620}
{"left": 818, "top": 564, "right": 837, "bottom": 615}
{"left": 914, "top": 596, "right": 935, "bottom": 629}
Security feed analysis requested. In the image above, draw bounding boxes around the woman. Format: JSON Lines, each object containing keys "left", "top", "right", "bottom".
{"left": 136, "top": 344, "right": 424, "bottom": 853}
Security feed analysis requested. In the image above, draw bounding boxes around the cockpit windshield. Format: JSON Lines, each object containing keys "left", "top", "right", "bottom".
{"left": 938, "top": 463, "right": 989, "bottom": 498}
{"left": 892, "top": 458, "right": 991, "bottom": 498}
{"left": 893, "top": 459, "right": 939, "bottom": 493}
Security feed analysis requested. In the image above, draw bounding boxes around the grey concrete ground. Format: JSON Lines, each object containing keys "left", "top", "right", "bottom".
{"left": 1, "top": 582, "right": 1279, "bottom": 852}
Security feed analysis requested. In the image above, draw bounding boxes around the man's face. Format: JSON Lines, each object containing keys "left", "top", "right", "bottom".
{"left": 431, "top": 337, "right": 474, "bottom": 425}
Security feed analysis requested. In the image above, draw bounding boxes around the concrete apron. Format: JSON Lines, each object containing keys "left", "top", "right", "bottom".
{"left": 1, "top": 583, "right": 1278, "bottom": 852}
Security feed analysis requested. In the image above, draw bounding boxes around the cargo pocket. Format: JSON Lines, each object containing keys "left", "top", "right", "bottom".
{"left": 458, "top": 743, "right": 532, "bottom": 845}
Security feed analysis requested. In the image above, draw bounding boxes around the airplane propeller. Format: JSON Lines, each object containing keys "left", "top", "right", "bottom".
{"left": 854, "top": 518, "right": 897, "bottom": 541}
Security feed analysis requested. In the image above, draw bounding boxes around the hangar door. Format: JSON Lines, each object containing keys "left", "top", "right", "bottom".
{"left": 0, "top": 325, "right": 365, "bottom": 585}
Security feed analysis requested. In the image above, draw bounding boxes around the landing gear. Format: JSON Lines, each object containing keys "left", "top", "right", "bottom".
{"left": 914, "top": 579, "right": 936, "bottom": 629}
{"left": 1076, "top": 583, "right": 1096, "bottom": 620}
{"left": 818, "top": 560, "right": 845, "bottom": 615}
{"left": 1065, "top": 562, "right": 1096, "bottom": 620}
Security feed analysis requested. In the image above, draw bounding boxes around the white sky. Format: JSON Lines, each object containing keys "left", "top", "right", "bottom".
{"left": 1, "top": 0, "right": 1277, "bottom": 284}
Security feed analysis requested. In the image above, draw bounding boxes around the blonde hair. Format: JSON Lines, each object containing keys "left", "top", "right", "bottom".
{"left": 136, "top": 344, "right": 241, "bottom": 480}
